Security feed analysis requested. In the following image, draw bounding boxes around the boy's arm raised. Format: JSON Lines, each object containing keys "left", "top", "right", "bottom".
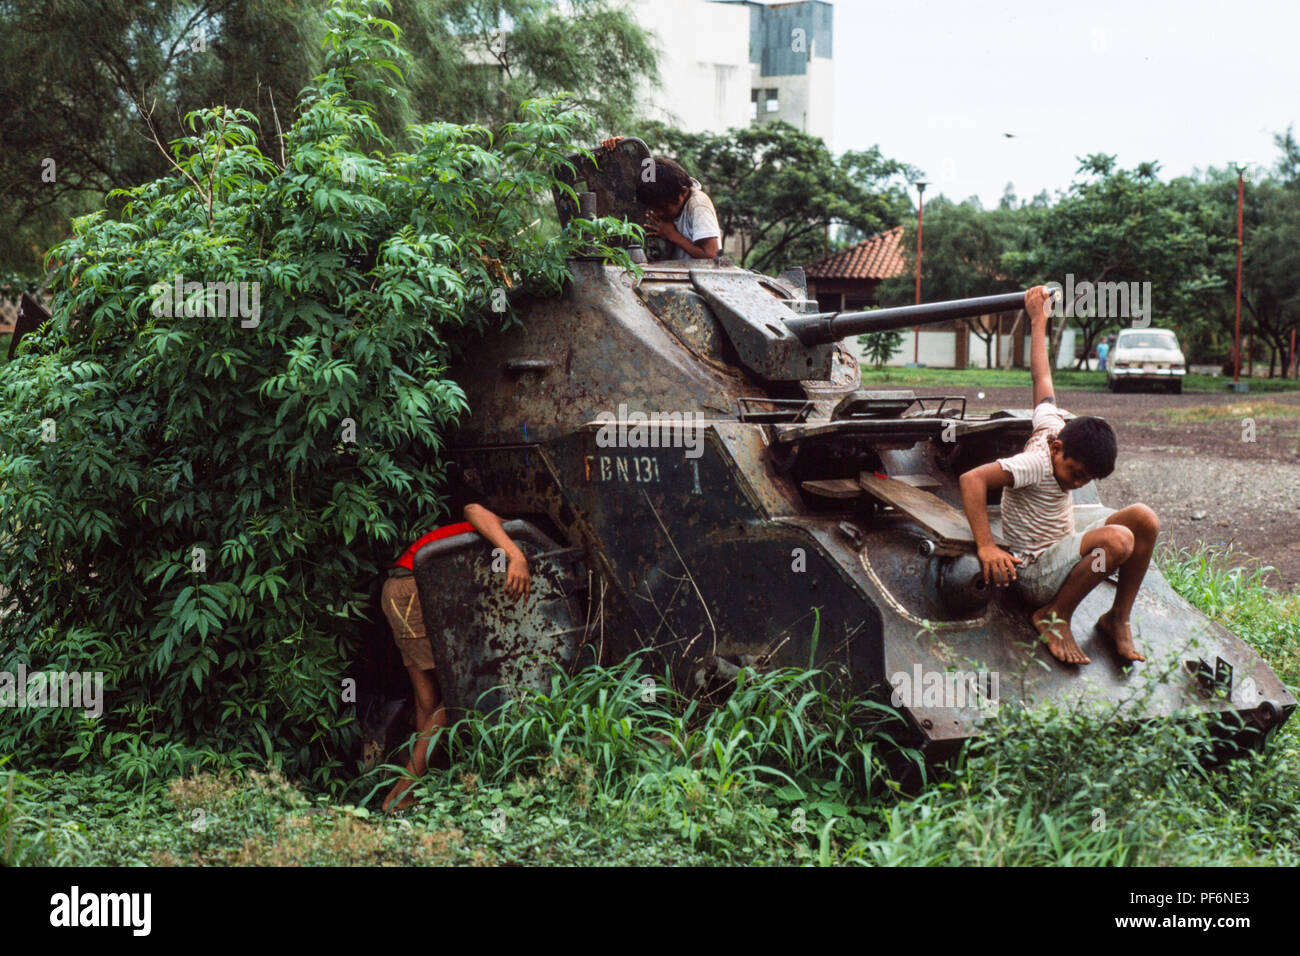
{"left": 1026, "top": 286, "right": 1055, "bottom": 406}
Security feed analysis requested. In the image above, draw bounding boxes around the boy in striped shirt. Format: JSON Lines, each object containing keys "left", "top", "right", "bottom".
{"left": 958, "top": 287, "right": 1159, "bottom": 665}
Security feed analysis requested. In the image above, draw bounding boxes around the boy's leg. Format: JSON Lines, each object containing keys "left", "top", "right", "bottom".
{"left": 379, "top": 574, "right": 448, "bottom": 811}
{"left": 405, "top": 665, "right": 448, "bottom": 777}
{"left": 383, "top": 665, "right": 448, "bottom": 812}
{"left": 1094, "top": 504, "right": 1159, "bottom": 662}
{"left": 1032, "top": 522, "right": 1136, "bottom": 664}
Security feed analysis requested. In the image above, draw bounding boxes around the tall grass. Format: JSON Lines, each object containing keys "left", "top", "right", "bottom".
{"left": 0, "top": 760, "right": 89, "bottom": 865}
{"left": 6, "top": 543, "right": 1297, "bottom": 865}
{"left": 361, "top": 657, "right": 922, "bottom": 861}
{"left": 1159, "top": 543, "right": 1300, "bottom": 687}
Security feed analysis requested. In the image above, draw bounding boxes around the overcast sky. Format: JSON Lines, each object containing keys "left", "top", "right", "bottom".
{"left": 831, "top": 0, "right": 1299, "bottom": 207}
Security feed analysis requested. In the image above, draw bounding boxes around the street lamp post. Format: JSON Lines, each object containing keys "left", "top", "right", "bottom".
{"left": 1231, "top": 162, "right": 1247, "bottom": 391}
{"left": 912, "top": 181, "right": 927, "bottom": 364}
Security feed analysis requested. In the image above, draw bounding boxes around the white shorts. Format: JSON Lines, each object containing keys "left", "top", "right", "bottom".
{"left": 1014, "top": 515, "right": 1109, "bottom": 607}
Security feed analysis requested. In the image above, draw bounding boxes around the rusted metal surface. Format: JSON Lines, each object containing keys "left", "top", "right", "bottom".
{"left": 551, "top": 136, "right": 674, "bottom": 261}
{"left": 552, "top": 137, "right": 650, "bottom": 233}
{"left": 689, "top": 269, "right": 836, "bottom": 380}
{"left": 419, "top": 165, "right": 1295, "bottom": 758}
{"left": 438, "top": 411, "right": 1293, "bottom": 754}
{"left": 413, "top": 520, "right": 593, "bottom": 717}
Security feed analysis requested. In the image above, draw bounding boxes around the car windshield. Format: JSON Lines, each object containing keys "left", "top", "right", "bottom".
{"left": 1117, "top": 331, "right": 1178, "bottom": 350}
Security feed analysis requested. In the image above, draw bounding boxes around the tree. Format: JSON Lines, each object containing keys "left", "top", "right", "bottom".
{"left": 0, "top": 0, "right": 331, "bottom": 274}
{"left": 0, "top": 0, "right": 636, "bottom": 785}
{"left": 633, "top": 121, "right": 918, "bottom": 274}
{"left": 857, "top": 329, "right": 906, "bottom": 369}
{"left": 1006, "top": 155, "right": 1223, "bottom": 368}
{"left": 395, "top": 0, "right": 656, "bottom": 133}
{"left": 0, "top": 0, "right": 658, "bottom": 275}
{"left": 876, "top": 197, "right": 1029, "bottom": 367}
{"left": 1241, "top": 182, "right": 1300, "bottom": 377}
{"left": 1211, "top": 130, "right": 1300, "bottom": 378}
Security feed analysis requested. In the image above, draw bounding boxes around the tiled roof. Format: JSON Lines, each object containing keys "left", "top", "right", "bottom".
{"left": 805, "top": 225, "right": 906, "bottom": 280}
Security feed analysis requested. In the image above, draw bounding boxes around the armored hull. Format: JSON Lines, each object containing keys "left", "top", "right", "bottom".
{"left": 411, "top": 253, "right": 1293, "bottom": 757}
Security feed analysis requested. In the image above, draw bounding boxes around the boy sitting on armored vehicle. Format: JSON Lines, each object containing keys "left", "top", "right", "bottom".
{"left": 958, "top": 286, "right": 1159, "bottom": 666}
{"left": 381, "top": 494, "right": 531, "bottom": 813}
{"left": 601, "top": 136, "right": 720, "bottom": 260}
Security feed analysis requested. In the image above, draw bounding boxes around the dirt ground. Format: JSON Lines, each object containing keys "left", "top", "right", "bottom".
{"left": 958, "top": 385, "right": 1300, "bottom": 591}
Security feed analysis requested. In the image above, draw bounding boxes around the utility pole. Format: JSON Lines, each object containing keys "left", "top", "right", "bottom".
{"left": 912, "top": 181, "right": 927, "bottom": 364}
{"left": 1231, "top": 162, "right": 1248, "bottom": 392}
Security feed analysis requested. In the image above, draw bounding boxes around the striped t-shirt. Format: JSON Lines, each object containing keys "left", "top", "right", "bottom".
{"left": 997, "top": 401, "right": 1075, "bottom": 560}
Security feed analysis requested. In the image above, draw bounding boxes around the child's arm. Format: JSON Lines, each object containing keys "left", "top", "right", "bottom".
{"left": 647, "top": 211, "right": 719, "bottom": 258}
{"left": 959, "top": 462, "right": 1023, "bottom": 586}
{"left": 463, "top": 503, "right": 531, "bottom": 600}
{"left": 1026, "top": 286, "right": 1054, "bottom": 406}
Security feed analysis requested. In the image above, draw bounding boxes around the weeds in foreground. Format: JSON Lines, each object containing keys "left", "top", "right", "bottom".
{"left": 4, "top": 545, "right": 1297, "bottom": 865}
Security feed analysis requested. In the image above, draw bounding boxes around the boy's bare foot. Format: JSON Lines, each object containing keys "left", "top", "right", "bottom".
{"left": 1032, "top": 606, "right": 1091, "bottom": 664}
{"left": 1096, "top": 610, "right": 1146, "bottom": 662}
{"left": 382, "top": 778, "right": 418, "bottom": 814}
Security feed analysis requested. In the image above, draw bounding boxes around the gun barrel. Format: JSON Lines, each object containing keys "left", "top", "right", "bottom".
{"left": 785, "top": 291, "right": 1029, "bottom": 345}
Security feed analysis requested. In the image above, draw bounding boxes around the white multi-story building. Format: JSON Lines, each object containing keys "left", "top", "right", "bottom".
{"left": 626, "top": 0, "right": 834, "bottom": 148}
{"left": 731, "top": 0, "right": 835, "bottom": 150}
{"left": 625, "top": 0, "right": 753, "bottom": 134}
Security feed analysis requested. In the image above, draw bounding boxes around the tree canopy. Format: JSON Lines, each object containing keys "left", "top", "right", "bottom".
{"left": 0, "top": 0, "right": 657, "bottom": 274}
{"left": 0, "top": 0, "right": 636, "bottom": 785}
{"left": 877, "top": 197, "right": 1029, "bottom": 366}
{"left": 1001, "top": 155, "right": 1225, "bottom": 367}
{"left": 1231, "top": 129, "right": 1300, "bottom": 376}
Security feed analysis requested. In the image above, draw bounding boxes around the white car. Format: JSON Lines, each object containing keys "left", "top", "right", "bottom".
{"left": 1107, "top": 328, "right": 1187, "bottom": 394}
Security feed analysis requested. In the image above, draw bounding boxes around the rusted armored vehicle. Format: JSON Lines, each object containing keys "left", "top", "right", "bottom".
{"left": 408, "top": 138, "right": 1292, "bottom": 759}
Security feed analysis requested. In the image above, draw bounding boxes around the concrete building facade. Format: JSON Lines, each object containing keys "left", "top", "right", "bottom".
{"left": 732, "top": 0, "right": 835, "bottom": 150}
{"left": 626, "top": 0, "right": 834, "bottom": 149}
{"left": 625, "top": 0, "right": 754, "bottom": 134}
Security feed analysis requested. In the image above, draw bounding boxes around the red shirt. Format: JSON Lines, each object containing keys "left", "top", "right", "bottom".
{"left": 393, "top": 522, "right": 476, "bottom": 571}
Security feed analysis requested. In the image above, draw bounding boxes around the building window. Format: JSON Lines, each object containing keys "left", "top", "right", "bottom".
{"left": 750, "top": 88, "right": 759, "bottom": 121}
{"left": 765, "top": 88, "right": 779, "bottom": 113}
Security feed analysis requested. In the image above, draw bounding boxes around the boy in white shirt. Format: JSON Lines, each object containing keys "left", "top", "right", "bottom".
{"left": 958, "top": 287, "right": 1160, "bottom": 666}
{"left": 601, "top": 137, "right": 720, "bottom": 259}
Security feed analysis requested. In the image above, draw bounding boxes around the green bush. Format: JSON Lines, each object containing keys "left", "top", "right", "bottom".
{"left": 0, "top": 0, "right": 634, "bottom": 787}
